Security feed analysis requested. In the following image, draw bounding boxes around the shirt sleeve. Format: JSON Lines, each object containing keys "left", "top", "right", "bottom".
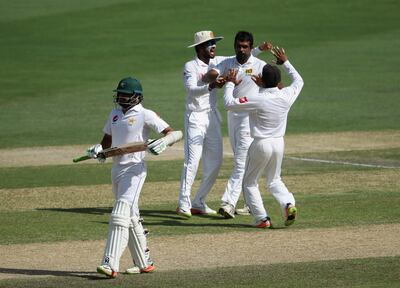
{"left": 103, "top": 111, "right": 113, "bottom": 135}
{"left": 223, "top": 82, "right": 260, "bottom": 111}
{"left": 183, "top": 62, "right": 209, "bottom": 96}
{"left": 144, "top": 109, "right": 169, "bottom": 133}
{"left": 251, "top": 47, "right": 262, "bottom": 57}
{"left": 281, "top": 60, "right": 304, "bottom": 106}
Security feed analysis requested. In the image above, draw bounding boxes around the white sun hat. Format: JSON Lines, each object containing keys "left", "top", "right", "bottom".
{"left": 187, "top": 30, "right": 223, "bottom": 48}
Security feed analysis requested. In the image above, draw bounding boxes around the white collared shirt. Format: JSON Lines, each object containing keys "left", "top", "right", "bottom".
{"left": 103, "top": 104, "right": 169, "bottom": 164}
{"left": 182, "top": 56, "right": 227, "bottom": 112}
{"left": 223, "top": 61, "right": 304, "bottom": 138}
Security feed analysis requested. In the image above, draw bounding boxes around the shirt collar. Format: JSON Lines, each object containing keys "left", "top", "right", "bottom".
{"left": 195, "top": 56, "right": 209, "bottom": 67}
{"left": 235, "top": 54, "right": 255, "bottom": 66}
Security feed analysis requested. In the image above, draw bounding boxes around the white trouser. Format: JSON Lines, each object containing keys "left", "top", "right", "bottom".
{"left": 242, "top": 137, "right": 295, "bottom": 222}
{"left": 221, "top": 111, "right": 253, "bottom": 207}
{"left": 178, "top": 109, "right": 223, "bottom": 210}
{"left": 112, "top": 162, "right": 147, "bottom": 218}
{"left": 101, "top": 162, "right": 149, "bottom": 270}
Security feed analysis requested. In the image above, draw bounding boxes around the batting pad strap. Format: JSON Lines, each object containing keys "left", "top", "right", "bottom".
{"left": 163, "top": 130, "right": 183, "bottom": 146}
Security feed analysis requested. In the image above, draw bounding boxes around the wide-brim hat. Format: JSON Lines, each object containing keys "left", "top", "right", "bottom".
{"left": 187, "top": 30, "right": 223, "bottom": 48}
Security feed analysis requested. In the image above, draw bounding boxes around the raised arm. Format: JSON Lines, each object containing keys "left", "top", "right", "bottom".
{"left": 271, "top": 47, "right": 304, "bottom": 105}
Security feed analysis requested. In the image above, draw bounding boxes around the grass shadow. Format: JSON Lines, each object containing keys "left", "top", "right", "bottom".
{"left": 0, "top": 267, "right": 106, "bottom": 280}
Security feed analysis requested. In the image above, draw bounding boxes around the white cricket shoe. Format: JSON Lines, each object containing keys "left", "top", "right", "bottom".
{"left": 191, "top": 204, "right": 217, "bottom": 215}
{"left": 235, "top": 204, "right": 251, "bottom": 216}
{"left": 254, "top": 217, "right": 272, "bottom": 229}
{"left": 97, "top": 265, "right": 117, "bottom": 278}
{"left": 125, "top": 266, "right": 140, "bottom": 274}
{"left": 218, "top": 203, "right": 235, "bottom": 219}
{"left": 176, "top": 207, "right": 192, "bottom": 218}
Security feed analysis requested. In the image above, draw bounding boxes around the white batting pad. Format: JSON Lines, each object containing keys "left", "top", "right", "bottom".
{"left": 102, "top": 199, "right": 131, "bottom": 272}
{"left": 128, "top": 217, "right": 149, "bottom": 269}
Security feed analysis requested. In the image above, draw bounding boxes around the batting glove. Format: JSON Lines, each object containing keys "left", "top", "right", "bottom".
{"left": 147, "top": 138, "right": 167, "bottom": 155}
{"left": 86, "top": 144, "right": 104, "bottom": 160}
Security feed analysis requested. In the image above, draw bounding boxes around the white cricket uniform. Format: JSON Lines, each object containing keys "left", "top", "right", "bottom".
{"left": 223, "top": 60, "right": 304, "bottom": 222}
{"left": 178, "top": 56, "right": 225, "bottom": 210}
{"left": 210, "top": 54, "right": 266, "bottom": 207}
{"left": 103, "top": 104, "right": 169, "bottom": 217}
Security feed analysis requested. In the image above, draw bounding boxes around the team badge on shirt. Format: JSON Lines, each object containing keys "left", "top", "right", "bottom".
{"left": 128, "top": 117, "right": 136, "bottom": 126}
{"left": 245, "top": 69, "right": 253, "bottom": 75}
{"left": 112, "top": 115, "right": 119, "bottom": 123}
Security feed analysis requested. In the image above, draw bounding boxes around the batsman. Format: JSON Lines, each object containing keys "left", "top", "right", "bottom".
{"left": 85, "top": 76, "right": 182, "bottom": 278}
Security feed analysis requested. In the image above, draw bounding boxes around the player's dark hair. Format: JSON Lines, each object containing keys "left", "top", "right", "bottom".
{"left": 234, "top": 31, "right": 254, "bottom": 47}
{"left": 261, "top": 64, "right": 281, "bottom": 88}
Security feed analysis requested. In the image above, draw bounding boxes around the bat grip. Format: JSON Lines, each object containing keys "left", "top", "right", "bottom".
{"left": 72, "top": 155, "right": 91, "bottom": 163}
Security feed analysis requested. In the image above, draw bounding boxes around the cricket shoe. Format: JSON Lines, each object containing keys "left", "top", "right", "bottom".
{"left": 218, "top": 203, "right": 235, "bottom": 219}
{"left": 125, "top": 266, "right": 140, "bottom": 274}
{"left": 140, "top": 264, "right": 156, "bottom": 273}
{"left": 97, "top": 265, "right": 118, "bottom": 278}
{"left": 284, "top": 204, "right": 297, "bottom": 226}
{"left": 191, "top": 204, "right": 217, "bottom": 215}
{"left": 176, "top": 207, "right": 192, "bottom": 218}
{"left": 254, "top": 216, "right": 272, "bottom": 228}
{"left": 235, "top": 204, "right": 251, "bottom": 216}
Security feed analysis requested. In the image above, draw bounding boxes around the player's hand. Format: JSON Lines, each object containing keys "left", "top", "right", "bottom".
{"left": 147, "top": 138, "right": 167, "bottom": 155}
{"left": 271, "top": 46, "right": 288, "bottom": 65}
{"left": 86, "top": 144, "right": 106, "bottom": 163}
{"left": 225, "top": 69, "right": 242, "bottom": 85}
{"left": 209, "top": 76, "right": 227, "bottom": 90}
{"left": 251, "top": 74, "right": 264, "bottom": 87}
{"left": 258, "top": 41, "right": 273, "bottom": 51}
{"left": 87, "top": 144, "right": 102, "bottom": 158}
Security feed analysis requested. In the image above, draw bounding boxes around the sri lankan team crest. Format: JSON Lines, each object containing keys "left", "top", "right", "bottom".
{"left": 245, "top": 69, "right": 253, "bottom": 75}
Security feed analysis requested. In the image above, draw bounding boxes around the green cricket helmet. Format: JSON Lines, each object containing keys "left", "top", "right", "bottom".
{"left": 113, "top": 77, "right": 143, "bottom": 109}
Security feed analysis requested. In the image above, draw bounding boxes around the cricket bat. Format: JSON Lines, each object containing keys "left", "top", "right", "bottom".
{"left": 72, "top": 141, "right": 151, "bottom": 163}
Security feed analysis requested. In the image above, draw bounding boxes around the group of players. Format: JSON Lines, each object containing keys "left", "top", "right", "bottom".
{"left": 85, "top": 29, "right": 304, "bottom": 278}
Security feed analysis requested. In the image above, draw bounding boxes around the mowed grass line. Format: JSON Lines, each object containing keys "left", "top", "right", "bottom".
{"left": 0, "top": 257, "right": 398, "bottom": 288}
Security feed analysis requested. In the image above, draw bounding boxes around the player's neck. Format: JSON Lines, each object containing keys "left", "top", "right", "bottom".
{"left": 198, "top": 54, "right": 210, "bottom": 65}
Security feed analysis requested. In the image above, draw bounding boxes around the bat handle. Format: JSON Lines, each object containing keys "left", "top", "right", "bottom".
{"left": 72, "top": 155, "right": 91, "bottom": 163}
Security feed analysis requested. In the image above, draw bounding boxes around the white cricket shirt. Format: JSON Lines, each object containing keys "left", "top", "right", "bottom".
{"left": 103, "top": 104, "right": 169, "bottom": 164}
{"left": 210, "top": 54, "right": 266, "bottom": 121}
{"left": 223, "top": 61, "right": 304, "bottom": 138}
{"left": 183, "top": 56, "right": 227, "bottom": 112}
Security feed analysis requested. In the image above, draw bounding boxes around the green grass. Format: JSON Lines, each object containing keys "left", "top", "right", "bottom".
{"left": 0, "top": 257, "right": 399, "bottom": 288}
{"left": 0, "top": 155, "right": 378, "bottom": 189}
{"left": 1, "top": 188, "right": 399, "bottom": 245}
{"left": 1, "top": 0, "right": 399, "bottom": 148}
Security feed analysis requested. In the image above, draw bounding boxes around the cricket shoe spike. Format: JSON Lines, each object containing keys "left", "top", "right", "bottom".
{"left": 176, "top": 207, "right": 192, "bottom": 218}
{"left": 284, "top": 204, "right": 297, "bottom": 226}
{"left": 191, "top": 204, "right": 217, "bottom": 215}
{"left": 255, "top": 216, "right": 272, "bottom": 228}
{"left": 97, "top": 265, "right": 118, "bottom": 278}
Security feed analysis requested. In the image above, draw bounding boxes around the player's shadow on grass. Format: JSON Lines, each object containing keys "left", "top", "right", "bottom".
{"left": 0, "top": 267, "right": 104, "bottom": 280}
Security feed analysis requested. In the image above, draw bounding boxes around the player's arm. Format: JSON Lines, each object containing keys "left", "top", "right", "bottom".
{"left": 100, "top": 133, "right": 112, "bottom": 150}
{"left": 251, "top": 41, "right": 273, "bottom": 57}
{"left": 271, "top": 47, "right": 304, "bottom": 105}
{"left": 183, "top": 62, "right": 211, "bottom": 96}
